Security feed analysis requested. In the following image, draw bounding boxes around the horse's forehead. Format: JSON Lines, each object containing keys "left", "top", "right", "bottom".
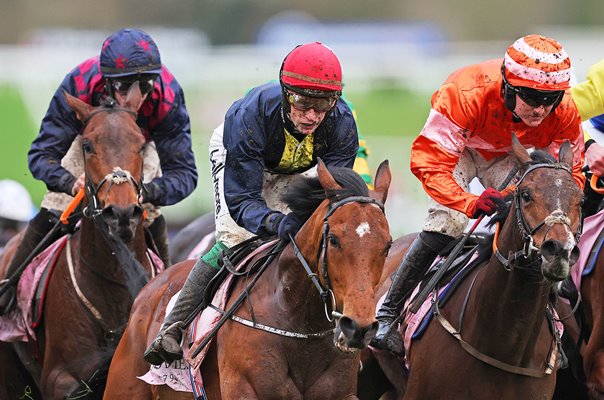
{"left": 85, "top": 114, "right": 144, "bottom": 147}
{"left": 331, "top": 203, "right": 386, "bottom": 238}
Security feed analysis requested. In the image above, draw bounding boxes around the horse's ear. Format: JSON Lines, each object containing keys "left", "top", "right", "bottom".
{"left": 64, "top": 91, "right": 94, "bottom": 122}
{"left": 370, "top": 160, "right": 391, "bottom": 204}
{"left": 558, "top": 140, "right": 573, "bottom": 168}
{"left": 122, "top": 81, "right": 145, "bottom": 112}
{"left": 511, "top": 132, "right": 531, "bottom": 165}
{"left": 317, "top": 159, "right": 342, "bottom": 191}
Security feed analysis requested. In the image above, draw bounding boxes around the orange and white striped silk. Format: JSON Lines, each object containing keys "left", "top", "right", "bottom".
{"left": 410, "top": 58, "right": 584, "bottom": 217}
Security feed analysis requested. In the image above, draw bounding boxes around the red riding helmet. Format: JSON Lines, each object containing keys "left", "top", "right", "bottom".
{"left": 280, "top": 42, "right": 342, "bottom": 98}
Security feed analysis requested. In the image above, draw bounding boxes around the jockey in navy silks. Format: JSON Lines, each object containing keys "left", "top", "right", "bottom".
{"left": 143, "top": 42, "right": 360, "bottom": 366}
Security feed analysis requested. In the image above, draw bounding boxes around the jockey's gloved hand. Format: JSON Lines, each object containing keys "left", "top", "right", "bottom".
{"left": 468, "top": 188, "right": 504, "bottom": 218}
{"left": 141, "top": 182, "right": 160, "bottom": 204}
{"left": 264, "top": 212, "right": 301, "bottom": 241}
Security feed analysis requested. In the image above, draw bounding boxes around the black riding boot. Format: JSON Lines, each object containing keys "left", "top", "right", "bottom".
{"left": 148, "top": 215, "right": 171, "bottom": 268}
{"left": 370, "top": 231, "right": 453, "bottom": 355}
{"left": 143, "top": 258, "right": 219, "bottom": 365}
{"left": 0, "top": 208, "right": 61, "bottom": 315}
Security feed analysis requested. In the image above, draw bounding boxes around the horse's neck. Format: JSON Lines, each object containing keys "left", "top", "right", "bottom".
{"left": 466, "top": 222, "right": 551, "bottom": 362}
{"left": 272, "top": 243, "right": 331, "bottom": 328}
{"left": 78, "top": 220, "right": 147, "bottom": 273}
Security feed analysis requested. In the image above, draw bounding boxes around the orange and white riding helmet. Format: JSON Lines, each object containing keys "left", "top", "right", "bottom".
{"left": 503, "top": 34, "right": 571, "bottom": 91}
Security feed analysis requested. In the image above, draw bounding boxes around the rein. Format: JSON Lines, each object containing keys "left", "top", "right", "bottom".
{"left": 228, "top": 195, "right": 385, "bottom": 341}
{"left": 493, "top": 163, "right": 581, "bottom": 271}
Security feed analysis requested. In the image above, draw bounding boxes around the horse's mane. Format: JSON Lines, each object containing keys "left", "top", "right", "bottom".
{"left": 281, "top": 166, "right": 369, "bottom": 222}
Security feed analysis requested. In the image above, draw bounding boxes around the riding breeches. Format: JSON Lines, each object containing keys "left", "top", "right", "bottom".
{"left": 209, "top": 123, "right": 317, "bottom": 248}
{"left": 40, "top": 136, "right": 163, "bottom": 226}
{"left": 423, "top": 147, "right": 518, "bottom": 238}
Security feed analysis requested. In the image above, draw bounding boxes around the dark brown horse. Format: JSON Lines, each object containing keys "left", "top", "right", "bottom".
{"left": 359, "top": 137, "right": 583, "bottom": 400}
{"left": 104, "top": 160, "right": 393, "bottom": 399}
{"left": 0, "top": 84, "right": 154, "bottom": 399}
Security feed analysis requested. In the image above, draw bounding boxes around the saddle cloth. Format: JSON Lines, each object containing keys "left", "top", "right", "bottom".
{"left": 139, "top": 240, "right": 278, "bottom": 394}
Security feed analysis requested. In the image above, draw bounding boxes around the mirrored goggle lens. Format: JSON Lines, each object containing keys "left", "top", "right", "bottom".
{"left": 112, "top": 78, "right": 155, "bottom": 95}
{"left": 516, "top": 88, "right": 563, "bottom": 107}
{"left": 287, "top": 92, "right": 337, "bottom": 112}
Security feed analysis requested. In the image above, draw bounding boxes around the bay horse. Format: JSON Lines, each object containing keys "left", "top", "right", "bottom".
{"left": 358, "top": 137, "right": 583, "bottom": 400}
{"left": 104, "top": 160, "right": 393, "bottom": 399}
{"left": 0, "top": 84, "right": 154, "bottom": 399}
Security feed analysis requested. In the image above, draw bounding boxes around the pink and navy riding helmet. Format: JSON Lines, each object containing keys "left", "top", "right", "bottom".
{"left": 100, "top": 28, "right": 162, "bottom": 78}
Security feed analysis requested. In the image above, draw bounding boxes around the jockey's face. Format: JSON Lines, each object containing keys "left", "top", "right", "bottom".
{"left": 514, "top": 94, "right": 555, "bottom": 127}
{"left": 288, "top": 106, "right": 328, "bottom": 135}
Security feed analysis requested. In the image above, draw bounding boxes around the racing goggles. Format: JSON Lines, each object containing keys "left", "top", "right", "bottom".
{"left": 511, "top": 86, "right": 564, "bottom": 107}
{"left": 501, "top": 67, "right": 564, "bottom": 107}
{"left": 287, "top": 91, "right": 338, "bottom": 113}
{"left": 111, "top": 75, "right": 156, "bottom": 96}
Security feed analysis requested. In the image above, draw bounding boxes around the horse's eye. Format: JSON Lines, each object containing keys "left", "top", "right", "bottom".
{"left": 328, "top": 235, "right": 339, "bottom": 248}
{"left": 82, "top": 142, "right": 93, "bottom": 153}
{"left": 521, "top": 190, "right": 532, "bottom": 202}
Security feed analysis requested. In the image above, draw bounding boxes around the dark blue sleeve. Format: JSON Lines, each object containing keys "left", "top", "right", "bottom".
{"left": 223, "top": 107, "right": 274, "bottom": 236}
{"left": 147, "top": 84, "right": 198, "bottom": 206}
{"left": 321, "top": 103, "right": 359, "bottom": 169}
{"left": 28, "top": 74, "right": 81, "bottom": 194}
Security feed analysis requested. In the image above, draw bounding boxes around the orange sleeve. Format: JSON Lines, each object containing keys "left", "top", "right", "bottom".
{"left": 410, "top": 135, "right": 478, "bottom": 216}
{"left": 410, "top": 81, "right": 482, "bottom": 216}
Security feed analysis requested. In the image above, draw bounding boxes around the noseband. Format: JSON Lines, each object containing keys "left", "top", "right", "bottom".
{"left": 290, "top": 195, "right": 385, "bottom": 322}
{"left": 494, "top": 163, "right": 582, "bottom": 271}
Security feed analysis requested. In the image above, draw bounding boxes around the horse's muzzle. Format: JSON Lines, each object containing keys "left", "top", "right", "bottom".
{"left": 101, "top": 204, "right": 144, "bottom": 242}
{"left": 540, "top": 239, "right": 579, "bottom": 281}
{"left": 334, "top": 316, "right": 379, "bottom": 353}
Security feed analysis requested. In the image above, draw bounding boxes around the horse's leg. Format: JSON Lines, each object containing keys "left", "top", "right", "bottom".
{"left": 41, "top": 366, "right": 80, "bottom": 399}
{"left": 13, "top": 342, "right": 41, "bottom": 387}
{"left": 0, "top": 341, "right": 41, "bottom": 399}
{"left": 357, "top": 349, "right": 400, "bottom": 400}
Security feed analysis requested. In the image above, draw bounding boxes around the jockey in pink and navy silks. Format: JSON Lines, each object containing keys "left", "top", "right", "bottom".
{"left": 0, "top": 28, "right": 197, "bottom": 316}
{"left": 29, "top": 31, "right": 197, "bottom": 207}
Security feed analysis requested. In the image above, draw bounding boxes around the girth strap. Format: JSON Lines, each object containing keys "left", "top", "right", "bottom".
{"left": 434, "top": 310, "right": 557, "bottom": 377}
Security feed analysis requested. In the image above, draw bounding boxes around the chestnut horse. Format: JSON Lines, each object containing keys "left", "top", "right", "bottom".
{"left": 0, "top": 85, "right": 154, "bottom": 399}
{"left": 104, "top": 160, "right": 392, "bottom": 399}
{"left": 358, "top": 137, "right": 583, "bottom": 400}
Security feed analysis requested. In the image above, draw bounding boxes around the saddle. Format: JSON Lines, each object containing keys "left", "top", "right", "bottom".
{"left": 417, "top": 233, "right": 491, "bottom": 302}
{"left": 203, "top": 236, "right": 276, "bottom": 309}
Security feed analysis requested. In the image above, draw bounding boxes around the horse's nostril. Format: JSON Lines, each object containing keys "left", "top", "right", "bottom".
{"left": 540, "top": 240, "right": 561, "bottom": 261}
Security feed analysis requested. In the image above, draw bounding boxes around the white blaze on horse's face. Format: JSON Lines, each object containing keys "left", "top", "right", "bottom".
{"left": 356, "top": 222, "right": 370, "bottom": 238}
{"left": 555, "top": 178, "right": 563, "bottom": 209}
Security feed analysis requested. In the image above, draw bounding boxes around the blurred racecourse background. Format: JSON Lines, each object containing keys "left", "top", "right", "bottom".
{"left": 1, "top": 0, "right": 603, "bottom": 237}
